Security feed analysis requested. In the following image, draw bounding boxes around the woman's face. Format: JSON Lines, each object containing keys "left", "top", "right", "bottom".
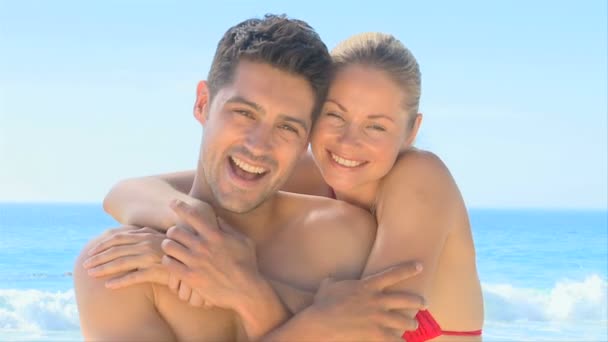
{"left": 311, "top": 64, "right": 417, "bottom": 192}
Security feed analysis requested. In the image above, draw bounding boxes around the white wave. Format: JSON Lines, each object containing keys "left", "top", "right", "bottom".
{"left": 0, "top": 289, "right": 78, "bottom": 332}
{"left": 483, "top": 274, "right": 607, "bottom": 323}
{"left": 0, "top": 274, "right": 606, "bottom": 340}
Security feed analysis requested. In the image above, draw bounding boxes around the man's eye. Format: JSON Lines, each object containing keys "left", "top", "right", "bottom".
{"left": 279, "top": 124, "right": 299, "bottom": 135}
{"left": 235, "top": 110, "right": 254, "bottom": 119}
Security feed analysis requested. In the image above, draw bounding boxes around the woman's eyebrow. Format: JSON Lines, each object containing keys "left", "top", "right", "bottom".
{"left": 325, "top": 99, "right": 347, "bottom": 112}
{"left": 326, "top": 99, "right": 395, "bottom": 123}
{"left": 368, "top": 114, "right": 395, "bottom": 122}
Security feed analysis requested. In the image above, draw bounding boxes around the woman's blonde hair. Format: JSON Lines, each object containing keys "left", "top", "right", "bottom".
{"left": 331, "top": 32, "right": 421, "bottom": 120}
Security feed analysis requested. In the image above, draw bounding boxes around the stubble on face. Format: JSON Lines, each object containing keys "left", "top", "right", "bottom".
{"left": 202, "top": 143, "right": 281, "bottom": 214}
{"left": 194, "top": 61, "right": 315, "bottom": 214}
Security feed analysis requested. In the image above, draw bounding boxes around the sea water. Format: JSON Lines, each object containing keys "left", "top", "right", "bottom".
{"left": 0, "top": 204, "right": 606, "bottom": 341}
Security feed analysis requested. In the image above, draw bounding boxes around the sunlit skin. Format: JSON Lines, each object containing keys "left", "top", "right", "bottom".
{"left": 76, "top": 60, "right": 416, "bottom": 341}
{"left": 194, "top": 60, "right": 314, "bottom": 214}
{"left": 311, "top": 64, "right": 421, "bottom": 209}
{"left": 97, "top": 56, "right": 483, "bottom": 340}
{"left": 308, "top": 66, "right": 484, "bottom": 336}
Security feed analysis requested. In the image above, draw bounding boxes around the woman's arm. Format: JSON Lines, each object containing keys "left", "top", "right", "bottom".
{"left": 361, "top": 150, "right": 464, "bottom": 317}
{"left": 103, "top": 150, "right": 328, "bottom": 229}
{"left": 154, "top": 200, "right": 420, "bottom": 341}
{"left": 258, "top": 263, "right": 424, "bottom": 342}
{"left": 103, "top": 170, "right": 196, "bottom": 229}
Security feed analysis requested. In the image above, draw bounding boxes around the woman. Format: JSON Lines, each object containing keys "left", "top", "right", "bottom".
{"left": 101, "top": 32, "right": 484, "bottom": 340}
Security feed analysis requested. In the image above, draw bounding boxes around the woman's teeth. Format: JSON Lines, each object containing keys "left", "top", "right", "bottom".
{"left": 231, "top": 156, "right": 267, "bottom": 174}
{"left": 331, "top": 152, "right": 364, "bottom": 168}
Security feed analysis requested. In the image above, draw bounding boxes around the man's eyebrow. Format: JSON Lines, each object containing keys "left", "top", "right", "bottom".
{"left": 280, "top": 114, "right": 309, "bottom": 132}
{"left": 226, "top": 95, "right": 309, "bottom": 131}
{"left": 225, "top": 96, "right": 265, "bottom": 114}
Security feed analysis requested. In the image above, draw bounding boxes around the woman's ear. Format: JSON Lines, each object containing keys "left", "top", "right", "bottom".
{"left": 194, "top": 81, "right": 210, "bottom": 125}
{"left": 403, "top": 113, "right": 423, "bottom": 149}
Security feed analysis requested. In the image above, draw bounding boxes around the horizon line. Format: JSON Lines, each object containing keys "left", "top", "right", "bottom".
{"left": 0, "top": 201, "right": 606, "bottom": 212}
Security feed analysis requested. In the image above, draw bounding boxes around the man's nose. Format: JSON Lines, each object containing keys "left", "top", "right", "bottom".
{"left": 244, "top": 123, "right": 274, "bottom": 155}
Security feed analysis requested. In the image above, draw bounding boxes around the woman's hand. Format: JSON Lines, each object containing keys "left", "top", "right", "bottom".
{"left": 161, "top": 199, "right": 260, "bottom": 309}
{"left": 83, "top": 225, "right": 170, "bottom": 288}
{"left": 162, "top": 200, "right": 289, "bottom": 340}
{"left": 309, "top": 263, "right": 426, "bottom": 341}
{"left": 259, "top": 262, "right": 426, "bottom": 342}
{"left": 84, "top": 224, "right": 210, "bottom": 307}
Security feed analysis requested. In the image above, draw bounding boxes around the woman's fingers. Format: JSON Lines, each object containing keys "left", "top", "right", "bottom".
{"left": 105, "top": 267, "right": 169, "bottom": 289}
{"left": 166, "top": 226, "right": 198, "bottom": 250}
{"left": 161, "top": 238, "right": 197, "bottom": 266}
{"left": 188, "top": 291, "right": 206, "bottom": 307}
{"left": 178, "top": 282, "right": 193, "bottom": 302}
{"left": 83, "top": 244, "right": 143, "bottom": 269}
{"left": 86, "top": 255, "right": 145, "bottom": 277}
{"left": 162, "top": 255, "right": 190, "bottom": 279}
{"left": 88, "top": 232, "right": 141, "bottom": 256}
{"left": 168, "top": 273, "right": 181, "bottom": 294}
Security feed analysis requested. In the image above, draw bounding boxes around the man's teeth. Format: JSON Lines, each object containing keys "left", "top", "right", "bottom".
{"left": 231, "top": 156, "right": 267, "bottom": 174}
{"left": 331, "top": 153, "right": 364, "bottom": 168}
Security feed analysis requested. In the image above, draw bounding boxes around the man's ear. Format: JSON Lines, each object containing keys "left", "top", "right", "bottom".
{"left": 403, "top": 113, "right": 423, "bottom": 149}
{"left": 194, "top": 81, "right": 210, "bottom": 125}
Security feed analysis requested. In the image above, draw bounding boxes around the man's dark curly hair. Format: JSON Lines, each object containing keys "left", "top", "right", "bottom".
{"left": 207, "top": 14, "right": 332, "bottom": 122}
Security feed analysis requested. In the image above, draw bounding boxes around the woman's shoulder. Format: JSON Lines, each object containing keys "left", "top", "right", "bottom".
{"left": 387, "top": 148, "right": 453, "bottom": 185}
{"left": 377, "top": 148, "right": 461, "bottom": 215}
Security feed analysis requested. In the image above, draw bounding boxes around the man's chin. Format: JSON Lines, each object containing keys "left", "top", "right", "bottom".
{"left": 211, "top": 180, "right": 278, "bottom": 214}
{"left": 216, "top": 196, "right": 265, "bottom": 214}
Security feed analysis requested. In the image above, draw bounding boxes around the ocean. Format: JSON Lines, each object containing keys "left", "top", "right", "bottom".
{"left": 0, "top": 204, "right": 606, "bottom": 341}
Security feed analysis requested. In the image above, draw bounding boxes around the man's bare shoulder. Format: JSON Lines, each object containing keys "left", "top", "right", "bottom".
{"left": 74, "top": 230, "right": 237, "bottom": 341}
{"left": 274, "top": 192, "right": 376, "bottom": 280}
{"left": 277, "top": 191, "right": 375, "bottom": 233}
{"left": 73, "top": 236, "right": 176, "bottom": 341}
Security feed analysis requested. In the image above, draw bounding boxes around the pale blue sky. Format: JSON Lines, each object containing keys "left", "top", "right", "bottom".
{"left": 1, "top": 0, "right": 606, "bottom": 208}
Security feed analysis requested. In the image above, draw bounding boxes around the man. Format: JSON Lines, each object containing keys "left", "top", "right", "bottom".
{"left": 75, "top": 14, "right": 423, "bottom": 341}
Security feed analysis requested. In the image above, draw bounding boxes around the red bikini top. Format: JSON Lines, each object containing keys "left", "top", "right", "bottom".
{"left": 328, "top": 189, "right": 482, "bottom": 340}
{"left": 402, "top": 310, "right": 482, "bottom": 342}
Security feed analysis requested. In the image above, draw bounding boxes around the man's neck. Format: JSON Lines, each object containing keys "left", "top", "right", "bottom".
{"left": 188, "top": 169, "right": 278, "bottom": 245}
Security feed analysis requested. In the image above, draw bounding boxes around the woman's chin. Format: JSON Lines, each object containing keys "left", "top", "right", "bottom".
{"left": 324, "top": 177, "right": 356, "bottom": 193}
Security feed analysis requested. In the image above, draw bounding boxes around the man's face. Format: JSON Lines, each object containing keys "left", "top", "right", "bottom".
{"left": 199, "top": 60, "right": 315, "bottom": 213}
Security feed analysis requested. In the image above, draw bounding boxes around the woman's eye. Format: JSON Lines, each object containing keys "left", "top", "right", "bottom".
{"left": 369, "top": 124, "right": 386, "bottom": 132}
{"left": 326, "top": 112, "right": 344, "bottom": 120}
